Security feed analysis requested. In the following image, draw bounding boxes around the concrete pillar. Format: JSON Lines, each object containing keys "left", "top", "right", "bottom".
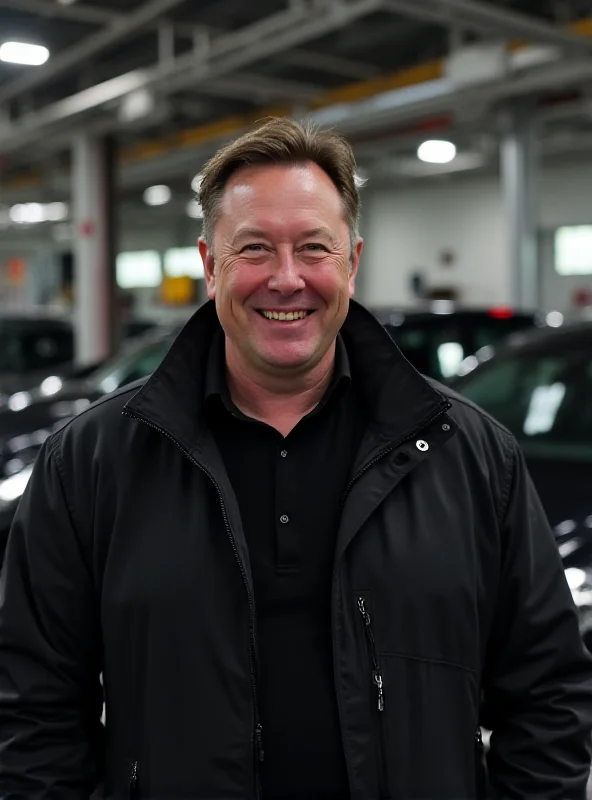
{"left": 72, "top": 134, "right": 119, "bottom": 366}
{"left": 500, "top": 106, "right": 540, "bottom": 310}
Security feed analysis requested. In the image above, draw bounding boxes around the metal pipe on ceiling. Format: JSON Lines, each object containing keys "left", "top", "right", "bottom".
{"left": 0, "top": 0, "right": 383, "bottom": 152}
{"left": 384, "top": 0, "right": 592, "bottom": 53}
{"left": 0, "top": 0, "right": 190, "bottom": 106}
{"left": 0, "top": 0, "right": 119, "bottom": 25}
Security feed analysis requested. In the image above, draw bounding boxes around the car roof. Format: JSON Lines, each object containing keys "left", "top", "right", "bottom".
{"left": 370, "top": 305, "right": 536, "bottom": 325}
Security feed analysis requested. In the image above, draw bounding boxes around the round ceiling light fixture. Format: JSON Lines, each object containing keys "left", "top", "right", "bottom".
{"left": 417, "top": 140, "right": 457, "bottom": 165}
{"left": 143, "top": 185, "right": 172, "bottom": 206}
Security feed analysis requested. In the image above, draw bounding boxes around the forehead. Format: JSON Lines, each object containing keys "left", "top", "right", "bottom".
{"left": 218, "top": 162, "right": 345, "bottom": 226}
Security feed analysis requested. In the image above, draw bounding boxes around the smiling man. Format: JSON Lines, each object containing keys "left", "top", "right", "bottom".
{"left": 0, "top": 118, "right": 592, "bottom": 800}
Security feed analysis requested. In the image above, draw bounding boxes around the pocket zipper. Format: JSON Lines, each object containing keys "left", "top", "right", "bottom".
{"left": 129, "top": 760, "right": 138, "bottom": 798}
{"left": 357, "top": 596, "right": 389, "bottom": 798}
{"left": 357, "top": 596, "right": 385, "bottom": 712}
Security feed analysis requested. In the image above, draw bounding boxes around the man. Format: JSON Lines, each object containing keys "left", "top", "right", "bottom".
{"left": 0, "top": 117, "right": 591, "bottom": 799}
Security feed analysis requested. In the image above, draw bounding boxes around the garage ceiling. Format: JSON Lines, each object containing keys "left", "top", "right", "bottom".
{"left": 2, "top": 0, "right": 592, "bottom": 197}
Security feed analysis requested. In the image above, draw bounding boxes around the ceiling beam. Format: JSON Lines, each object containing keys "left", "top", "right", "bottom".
{"left": 0, "top": 0, "right": 383, "bottom": 153}
{"left": 200, "top": 73, "right": 322, "bottom": 104}
{"left": 0, "top": 0, "right": 190, "bottom": 106}
{"left": 277, "top": 50, "right": 379, "bottom": 79}
{"left": 383, "top": 0, "right": 592, "bottom": 53}
{"left": 0, "top": 0, "right": 119, "bottom": 24}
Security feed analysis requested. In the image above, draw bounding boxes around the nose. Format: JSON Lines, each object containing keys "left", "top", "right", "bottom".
{"left": 268, "top": 247, "right": 306, "bottom": 295}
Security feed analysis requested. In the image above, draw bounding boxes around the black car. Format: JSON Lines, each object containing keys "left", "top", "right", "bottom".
{"left": 0, "top": 328, "right": 176, "bottom": 553}
{"left": 452, "top": 322, "right": 592, "bottom": 647}
{"left": 374, "top": 303, "right": 543, "bottom": 381}
{"left": 0, "top": 314, "right": 159, "bottom": 400}
{"left": 0, "top": 315, "right": 74, "bottom": 389}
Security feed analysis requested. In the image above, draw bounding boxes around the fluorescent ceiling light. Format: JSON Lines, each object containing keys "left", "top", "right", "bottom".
{"left": 186, "top": 199, "right": 203, "bottom": 219}
{"left": 143, "top": 185, "right": 171, "bottom": 206}
{"left": 417, "top": 140, "right": 457, "bottom": 164}
{"left": 191, "top": 174, "right": 203, "bottom": 194}
{"left": 9, "top": 202, "right": 69, "bottom": 225}
{"left": 0, "top": 42, "right": 49, "bottom": 66}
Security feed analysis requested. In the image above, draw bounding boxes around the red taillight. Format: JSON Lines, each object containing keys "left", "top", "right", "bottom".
{"left": 488, "top": 306, "right": 514, "bottom": 320}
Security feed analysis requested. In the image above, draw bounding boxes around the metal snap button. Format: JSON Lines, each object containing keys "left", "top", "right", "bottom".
{"left": 280, "top": 450, "right": 288, "bottom": 458}
{"left": 416, "top": 440, "right": 429, "bottom": 452}
{"left": 280, "top": 514, "right": 289, "bottom": 524}
{"left": 442, "top": 424, "right": 451, "bottom": 432}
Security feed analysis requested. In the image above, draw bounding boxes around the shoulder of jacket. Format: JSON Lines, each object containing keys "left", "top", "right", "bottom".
{"left": 425, "top": 376, "right": 517, "bottom": 451}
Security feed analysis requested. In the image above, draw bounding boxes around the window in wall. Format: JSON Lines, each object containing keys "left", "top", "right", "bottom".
{"left": 116, "top": 250, "right": 162, "bottom": 289}
{"left": 555, "top": 226, "right": 592, "bottom": 275}
{"left": 163, "top": 247, "right": 205, "bottom": 279}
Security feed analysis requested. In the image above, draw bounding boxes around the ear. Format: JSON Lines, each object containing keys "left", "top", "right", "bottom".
{"left": 348, "top": 238, "right": 363, "bottom": 298}
{"left": 199, "top": 238, "right": 216, "bottom": 300}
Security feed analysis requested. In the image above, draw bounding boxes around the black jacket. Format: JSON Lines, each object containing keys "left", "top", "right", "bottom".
{"left": 0, "top": 300, "right": 591, "bottom": 800}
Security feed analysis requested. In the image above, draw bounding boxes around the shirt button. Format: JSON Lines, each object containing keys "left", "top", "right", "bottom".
{"left": 280, "top": 450, "right": 288, "bottom": 458}
{"left": 280, "top": 514, "right": 289, "bottom": 524}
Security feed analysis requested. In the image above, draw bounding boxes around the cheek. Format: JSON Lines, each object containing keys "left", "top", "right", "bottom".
{"left": 218, "top": 262, "right": 265, "bottom": 301}
{"left": 306, "top": 261, "right": 351, "bottom": 302}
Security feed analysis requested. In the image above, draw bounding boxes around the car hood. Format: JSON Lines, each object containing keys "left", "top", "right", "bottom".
{"left": 0, "top": 383, "right": 103, "bottom": 454}
{"left": 525, "top": 455, "right": 592, "bottom": 569}
{"left": 0, "top": 369, "right": 63, "bottom": 398}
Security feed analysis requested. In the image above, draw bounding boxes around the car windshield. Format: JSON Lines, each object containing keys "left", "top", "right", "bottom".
{"left": 389, "top": 315, "right": 534, "bottom": 380}
{"left": 457, "top": 345, "right": 592, "bottom": 461}
{"left": 88, "top": 335, "right": 174, "bottom": 394}
{"left": 0, "top": 323, "right": 73, "bottom": 373}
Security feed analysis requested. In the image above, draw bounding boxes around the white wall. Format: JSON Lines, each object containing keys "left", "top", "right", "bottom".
{"left": 359, "top": 159, "right": 592, "bottom": 311}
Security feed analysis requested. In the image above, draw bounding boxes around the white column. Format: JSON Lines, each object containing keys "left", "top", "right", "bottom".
{"left": 500, "top": 106, "right": 540, "bottom": 310}
{"left": 72, "top": 134, "right": 118, "bottom": 365}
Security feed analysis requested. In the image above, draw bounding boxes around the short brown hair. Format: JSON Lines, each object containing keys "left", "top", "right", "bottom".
{"left": 197, "top": 117, "right": 363, "bottom": 251}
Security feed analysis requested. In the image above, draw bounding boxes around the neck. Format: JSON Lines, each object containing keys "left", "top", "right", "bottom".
{"left": 225, "top": 341, "right": 337, "bottom": 436}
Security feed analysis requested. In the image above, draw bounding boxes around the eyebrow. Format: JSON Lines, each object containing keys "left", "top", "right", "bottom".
{"left": 231, "top": 227, "right": 337, "bottom": 246}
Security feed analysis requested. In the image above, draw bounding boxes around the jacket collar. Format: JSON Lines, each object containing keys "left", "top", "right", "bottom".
{"left": 124, "top": 299, "right": 449, "bottom": 457}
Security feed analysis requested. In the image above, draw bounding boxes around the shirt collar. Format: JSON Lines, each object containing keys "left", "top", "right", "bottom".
{"left": 204, "top": 329, "right": 352, "bottom": 418}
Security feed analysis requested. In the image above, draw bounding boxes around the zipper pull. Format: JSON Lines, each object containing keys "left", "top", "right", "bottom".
{"left": 373, "top": 670, "right": 385, "bottom": 712}
{"left": 129, "top": 760, "right": 138, "bottom": 796}
{"left": 255, "top": 723, "right": 265, "bottom": 762}
{"left": 357, "top": 596, "right": 371, "bottom": 626}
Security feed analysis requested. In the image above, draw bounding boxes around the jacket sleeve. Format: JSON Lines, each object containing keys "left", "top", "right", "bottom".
{"left": 482, "top": 436, "right": 592, "bottom": 799}
{"left": 0, "top": 436, "right": 104, "bottom": 798}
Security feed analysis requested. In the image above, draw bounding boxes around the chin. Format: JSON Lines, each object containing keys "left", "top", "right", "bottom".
{"left": 259, "top": 347, "right": 316, "bottom": 371}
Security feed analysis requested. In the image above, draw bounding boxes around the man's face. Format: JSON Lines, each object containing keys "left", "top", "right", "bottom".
{"left": 199, "top": 161, "right": 362, "bottom": 378}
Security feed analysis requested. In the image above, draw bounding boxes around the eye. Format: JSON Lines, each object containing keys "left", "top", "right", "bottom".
{"left": 241, "top": 244, "right": 265, "bottom": 253}
{"left": 303, "top": 243, "right": 328, "bottom": 252}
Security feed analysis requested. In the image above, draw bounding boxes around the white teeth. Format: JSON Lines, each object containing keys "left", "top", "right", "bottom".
{"left": 262, "top": 310, "right": 308, "bottom": 321}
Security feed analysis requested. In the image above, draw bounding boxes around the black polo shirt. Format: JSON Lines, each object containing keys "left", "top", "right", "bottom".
{"left": 206, "top": 331, "right": 365, "bottom": 799}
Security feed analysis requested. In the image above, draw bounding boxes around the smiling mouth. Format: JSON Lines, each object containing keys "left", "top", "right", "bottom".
{"left": 257, "top": 310, "right": 314, "bottom": 321}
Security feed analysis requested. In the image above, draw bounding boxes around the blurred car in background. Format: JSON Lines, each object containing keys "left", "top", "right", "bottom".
{"left": 452, "top": 322, "right": 592, "bottom": 648}
{"left": 0, "top": 327, "right": 177, "bottom": 556}
{"left": 374, "top": 302, "right": 548, "bottom": 381}
{"left": 0, "top": 313, "right": 159, "bottom": 401}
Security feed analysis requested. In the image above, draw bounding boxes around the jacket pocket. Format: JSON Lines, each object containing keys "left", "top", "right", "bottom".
{"left": 129, "top": 760, "right": 139, "bottom": 799}
{"left": 474, "top": 728, "right": 487, "bottom": 799}
{"left": 357, "top": 594, "right": 389, "bottom": 798}
{"left": 104, "top": 757, "right": 140, "bottom": 800}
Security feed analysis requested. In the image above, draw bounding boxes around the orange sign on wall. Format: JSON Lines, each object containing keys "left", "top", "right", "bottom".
{"left": 6, "top": 257, "right": 26, "bottom": 286}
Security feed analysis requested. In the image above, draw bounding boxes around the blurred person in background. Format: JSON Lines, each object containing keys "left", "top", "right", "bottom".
{"left": 0, "top": 117, "right": 591, "bottom": 799}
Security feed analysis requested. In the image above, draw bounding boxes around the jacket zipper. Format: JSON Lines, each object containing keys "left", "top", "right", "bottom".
{"left": 129, "top": 760, "right": 138, "bottom": 798}
{"left": 123, "top": 410, "right": 264, "bottom": 796}
{"left": 475, "top": 727, "right": 486, "bottom": 799}
{"left": 357, "top": 596, "right": 388, "bottom": 798}
{"left": 333, "top": 403, "right": 451, "bottom": 795}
